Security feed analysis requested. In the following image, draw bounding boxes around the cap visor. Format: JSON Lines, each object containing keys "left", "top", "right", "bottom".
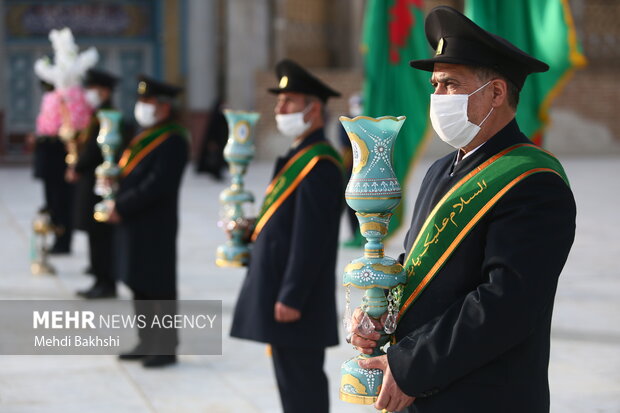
{"left": 410, "top": 55, "right": 500, "bottom": 71}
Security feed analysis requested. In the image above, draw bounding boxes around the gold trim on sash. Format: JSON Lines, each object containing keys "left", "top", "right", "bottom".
{"left": 118, "top": 126, "right": 161, "bottom": 168}
{"left": 402, "top": 143, "right": 532, "bottom": 266}
{"left": 119, "top": 132, "right": 174, "bottom": 177}
{"left": 264, "top": 145, "right": 316, "bottom": 194}
{"left": 398, "top": 165, "right": 564, "bottom": 318}
{"left": 251, "top": 154, "right": 340, "bottom": 241}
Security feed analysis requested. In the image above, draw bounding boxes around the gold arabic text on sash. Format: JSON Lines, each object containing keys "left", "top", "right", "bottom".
{"left": 397, "top": 144, "right": 570, "bottom": 320}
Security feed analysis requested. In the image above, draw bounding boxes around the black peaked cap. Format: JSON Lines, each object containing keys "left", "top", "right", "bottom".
{"left": 268, "top": 59, "right": 341, "bottom": 102}
{"left": 409, "top": 6, "right": 549, "bottom": 90}
{"left": 137, "top": 74, "right": 183, "bottom": 99}
{"left": 84, "top": 68, "right": 119, "bottom": 89}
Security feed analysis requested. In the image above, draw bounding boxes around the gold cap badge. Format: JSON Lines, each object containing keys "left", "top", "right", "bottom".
{"left": 138, "top": 81, "right": 147, "bottom": 94}
{"left": 279, "top": 76, "right": 288, "bottom": 88}
{"left": 436, "top": 38, "right": 445, "bottom": 56}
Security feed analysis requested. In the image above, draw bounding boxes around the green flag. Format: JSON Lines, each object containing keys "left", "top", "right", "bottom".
{"left": 464, "top": 0, "right": 586, "bottom": 146}
{"left": 362, "top": 0, "right": 432, "bottom": 238}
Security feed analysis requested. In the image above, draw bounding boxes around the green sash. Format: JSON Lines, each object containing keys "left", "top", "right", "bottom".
{"left": 119, "top": 122, "right": 186, "bottom": 177}
{"left": 251, "top": 142, "right": 342, "bottom": 241}
{"left": 398, "top": 144, "right": 569, "bottom": 319}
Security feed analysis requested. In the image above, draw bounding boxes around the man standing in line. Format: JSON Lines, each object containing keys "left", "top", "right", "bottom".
{"left": 105, "top": 75, "right": 189, "bottom": 368}
{"left": 350, "top": 7, "right": 576, "bottom": 413}
{"left": 67, "top": 68, "right": 123, "bottom": 298}
{"left": 230, "top": 59, "right": 343, "bottom": 412}
{"left": 33, "top": 80, "right": 75, "bottom": 255}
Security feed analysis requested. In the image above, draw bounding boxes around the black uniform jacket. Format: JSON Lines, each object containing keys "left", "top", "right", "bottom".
{"left": 388, "top": 120, "right": 576, "bottom": 413}
{"left": 33, "top": 135, "right": 67, "bottom": 183}
{"left": 73, "top": 102, "right": 109, "bottom": 231}
{"left": 115, "top": 122, "right": 188, "bottom": 297}
{"left": 230, "top": 129, "right": 343, "bottom": 348}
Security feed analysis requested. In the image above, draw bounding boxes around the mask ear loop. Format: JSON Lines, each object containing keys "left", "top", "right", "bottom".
{"left": 301, "top": 101, "right": 315, "bottom": 116}
{"left": 477, "top": 106, "right": 494, "bottom": 128}
{"left": 469, "top": 80, "right": 494, "bottom": 128}
{"left": 468, "top": 80, "right": 492, "bottom": 97}
{"left": 297, "top": 101, "right": 317, "bottom": 128}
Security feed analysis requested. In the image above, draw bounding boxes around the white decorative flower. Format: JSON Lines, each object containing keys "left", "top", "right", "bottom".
{"left": 34, "top": 27, "right": 99, "bottom": 91}
{"left": 359, "top": 270, "right": 372, "bottom": 282}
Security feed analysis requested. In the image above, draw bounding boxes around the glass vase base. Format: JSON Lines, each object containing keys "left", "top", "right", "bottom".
{"left": 215, "top": 244, "right": 250, "bottom": 268}
{"left": 31, "top": 261, "right": 56, "bottom": 276}
{"left": 340, "top": 355, "right": 383, "bottom": 405}
{"left": 93, "top": 202, "right": 111, "bottom": 223}
{"left": 339, "top": 390, "right": 377, "bottom": 405}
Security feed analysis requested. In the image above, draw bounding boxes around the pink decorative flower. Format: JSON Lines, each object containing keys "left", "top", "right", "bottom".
{"left": 62, "top": 86, "right": 92, "bottom": 131}
{"left": 36, "top": 91, "right": 62, "bottom": 136}
{"left": 35, "top": 87, "right": 92, "bottom": 136}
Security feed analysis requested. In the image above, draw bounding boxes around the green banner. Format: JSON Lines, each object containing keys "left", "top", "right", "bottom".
{"left": 362, "top": 0, "right": 432, "bottom": 240}
{"left": 464, "top": 0, "right": 587, "bottom": 146}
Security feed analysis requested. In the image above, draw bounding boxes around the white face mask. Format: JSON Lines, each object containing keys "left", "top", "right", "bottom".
{"left": 275, "top": 104, "right": 313, "bottom": 137}
{"left": 429, "top": 81, "right": 494, "bottom": 149}
{"left": 134, "top": 101, "right": 158, "bottom": 128}
{"left": 84, "top": 89, "right": 102, "bottom": 109}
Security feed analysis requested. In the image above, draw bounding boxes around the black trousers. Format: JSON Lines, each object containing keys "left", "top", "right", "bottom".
{"left": 88, "top": 222, "right": 115, "bottom": 288}
{"left": 132, "top": 289, "right": 178, "bottom": 355}
{"left": 41, "top": 138, "right": 74, "bottom": 250}
{"left": 44, "top": 176, "right": 74, "bottom": 249}
{"left": 271, "top": 345, "right": 329, "bottom": 413}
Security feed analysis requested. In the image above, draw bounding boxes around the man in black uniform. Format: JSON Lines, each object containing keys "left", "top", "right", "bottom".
{"left": 105, "top": 75, "right": 189, "bottom": 368}
{"left": 67, "top": 69, "right": 121, "bottom": 298}
{"left": 196, "top": 97, "right": 227, "bottom": 180}
{"left": 351, "top": 7, "right": 577, "bottom": 413}
{"left": 33, "top": 81, "right": 74, "bottom": 254}
{"left": 230, "top": 59, "right": 343, "bottom": 412}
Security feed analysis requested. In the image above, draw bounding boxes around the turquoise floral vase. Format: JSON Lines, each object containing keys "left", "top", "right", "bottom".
{"left": 216, "top": 110, "right": 260, "bottom": 267}
{"left": 339, "top": 115, "right": 408, "bottom": 405}
{"left": 93, "top": 110, "right": 123, "bottom": 222}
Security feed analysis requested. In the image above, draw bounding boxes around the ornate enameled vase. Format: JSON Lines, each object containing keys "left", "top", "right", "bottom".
{"left": 339, "top": 115, "right": 408, "bottom": 405}
{"left": 216, "top": 110, "right": 260, "bottom": 267}
{"left": 93, "top": 110, "right": 122, "bottom": 222}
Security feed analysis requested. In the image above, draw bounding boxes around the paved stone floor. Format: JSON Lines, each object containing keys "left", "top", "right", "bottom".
{"left": 0, "top": 155, "right": 618, "bottom": 412}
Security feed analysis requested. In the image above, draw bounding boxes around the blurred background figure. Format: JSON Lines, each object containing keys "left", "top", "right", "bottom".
{"left": 32, "top": 79, "right": 75, "bottom": 255}
{"left": 108, "top": 75, "right": 189, "bottom": 368}
{"left": 67, "top": 68, "right": 124, "bottom": 299}
{"left": 195, "top": 98, "right": 228, "bottom": 181}
{"left": 32, "top": 27, "right": 99, "bottom": 255}
{"left": 31, "top": 80, "right": 58, "bottom": 214}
